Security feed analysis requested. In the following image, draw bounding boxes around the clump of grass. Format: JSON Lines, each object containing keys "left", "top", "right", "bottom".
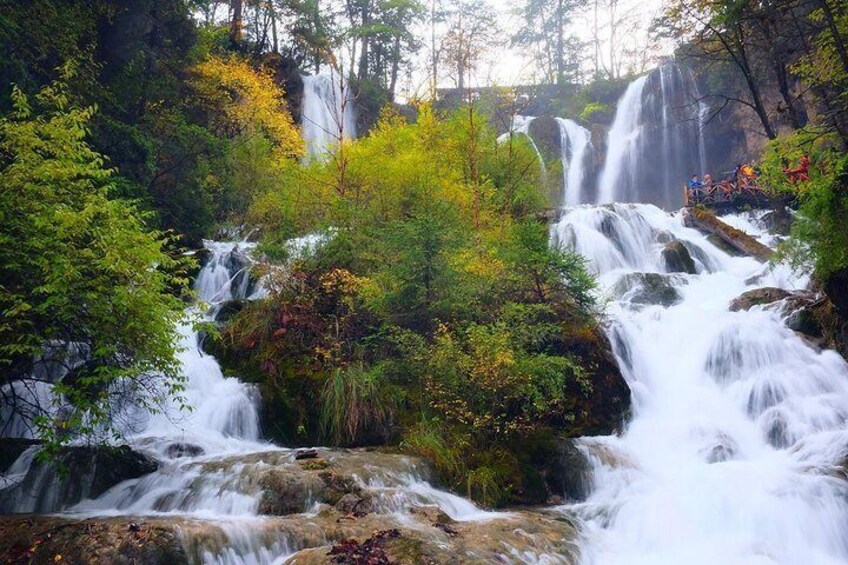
{"left": 320, "top": 363, "right": 396, "bottom": 446}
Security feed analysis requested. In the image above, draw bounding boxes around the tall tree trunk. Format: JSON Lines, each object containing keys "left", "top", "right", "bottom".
{"left": 556, "top": 0, "right": 564, "bottom": 85}
{"left": 389, "top": 35, "right": 401, "bottom": 100}
{"left": 270, "top": 1, "right": 278, "bottom": 53}
{"left": 773, "top": 61, "right": 805, "bottom": 128}
{"left": 229, "top": 0, "right": 243, "bottom": 48}
{"left": 742, "top": 69, "right": 777, "bottom": 139}
{"left": 593, "top": 0, "right": 600, "bottom": 77}
{"left": 431, "top": 0, "right": 438, "bottom": 98}
{"left": 358, "top": 0, "right": 372, "bottom": 81}
{"left": 820, "top": 0, "right": 848, "bottom": 75}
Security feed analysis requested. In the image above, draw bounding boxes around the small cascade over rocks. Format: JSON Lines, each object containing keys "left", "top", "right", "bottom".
{"left": 551, "top": 203, "right": 848, "bottom": 564}
{"left": 301, "top": 74, "right": 356, "bottom": 160}
{"left": 499, "top": 115, "right": 594, "bottom": 207}
{"left": 0, "top": 239, "right": 580, "bottom": 565}
{"left": 556, "top": 118, "right": 595, "bottom": 206}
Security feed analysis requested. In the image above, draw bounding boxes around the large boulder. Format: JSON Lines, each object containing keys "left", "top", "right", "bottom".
{"left": 0, "top": 438, "right": 39, "bottom": 472}
{"left": 614, "top": 273, "right": 685, "bottom": 307}
{"left": 760, "top": 208, "right": 793, "bottom": 236}
{"left": 662, "top": 241, "right": 697, "bottom": 274}
{"left": 729, "top": 288, "right": 791, "bottom": 312}
{"left": 824, "top": 268, "right": 848, "bottom": 320}
{"left": 545, "top": 439, "right": 593, "bottom": 502}
{"left": 563, "top": 327, "right": 632, "bottom": 436}
{"left": 0, "top": 445, "right": 158, "bottom": 513}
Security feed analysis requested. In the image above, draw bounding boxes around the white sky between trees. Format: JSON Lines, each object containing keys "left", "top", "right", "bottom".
{"left": 399, "top": 0, "right": 668, "bottom": 98}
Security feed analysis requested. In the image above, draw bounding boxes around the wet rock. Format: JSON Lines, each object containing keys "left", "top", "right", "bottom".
{"left": 335, "top": 493, "right": 373, "bottom": 516}
{"left": 563, "top": 328, "right": 632, "bottom": 436}
{"left": 701, "top": 433, "right": 738, "bottom": 463}
{"left": 296, "top": 448, "right": 320, "bottom": 460}
{"left": 0, "top": 445, "right": 158, "bottom": 513}
{"left": 213, "top": 298, "right": 249, "bottom": 323}
{"left": 257, "top": 464, "right": 364, "bottom": 516}
{"left": 526, "top": 116, "right": 562, "bottom": 162}
{"left": 258, "top": 469, "right": 329, "bottom": 515}
{"left": 0, "top": 438, "right": 39, "bottom": 472}
{"left": 681, "top": 240, "right": 718, "bottom": 273}
{"left": 300, "top": 458, "right": 331, "bottom": 470}
{"left": 785, "top": 307, "right": 823, "bottom": 338}
{"left": 705, "top": 444, "right": 735, "bottom": 463}
{"left": 614, "top": 273, "right": 683, "bottom": 307}
{"left": 547, "top": 440, "right": 592, "bottom": 502}
{"left": 285, "top": 506, "right": 579, "bottom": 565}
{"left": 760, "top": 208, "right": 792, "bottom": 236}
{"left": 729, "top": 288, "right": 791, "bottom": 312}
{"left": 0, "top": 516, "right": 187, "bottom": 565}
{"left": 409, "top": 505, "right": 454, "bottom": 526}
{"left": 763, "top": 411, "right": 792, "bottom": 449}
{"left": 661, "top": 240, "right": 697, "bottom": 274}
{"left": 165, "top": 443, "right": 205, "bottom": 459}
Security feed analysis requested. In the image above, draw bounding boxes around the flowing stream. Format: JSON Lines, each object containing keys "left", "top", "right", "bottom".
{"left": 3, "top": 205, "right": 848, "bottom": 563}
{"left": 552, "top": 204, "right": 848, "bottom": 564}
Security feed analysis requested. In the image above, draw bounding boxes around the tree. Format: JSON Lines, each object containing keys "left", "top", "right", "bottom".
{"left": 512, "top": 0, "right": 584, "bottom": 85}
{"left": 440, "top": 0, "right": 502, "bottom": 91}
{"left": 0, "top": 75, "right": 190, "bottom": 452}
{"left": 661, "top": 0, "right": 779, "bottom": 139}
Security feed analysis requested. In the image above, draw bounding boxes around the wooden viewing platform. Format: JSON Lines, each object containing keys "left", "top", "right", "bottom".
{"left": 683, "top": 177, "right": 780, "bottom": 211}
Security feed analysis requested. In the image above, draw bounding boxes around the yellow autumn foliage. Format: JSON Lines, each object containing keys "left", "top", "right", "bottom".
{"left": 191, "top": 54, "right": 304, "bottom": 160}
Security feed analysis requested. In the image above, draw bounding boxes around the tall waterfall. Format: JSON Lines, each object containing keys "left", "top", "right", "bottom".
{"left": 598, "top": 62, "right": 709, "bottom": 208}
{"left": 301, "top": 74, "right": 356, "bottom": 160}
{"left": 552, "top": 204, "right": 848, "bottom": 564}
{"left": 556, "top": 118, "right": 594, "bottom": 206}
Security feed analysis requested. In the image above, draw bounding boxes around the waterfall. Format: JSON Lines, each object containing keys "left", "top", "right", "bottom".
{"left": 556, "top": 118, "right": 594, "bottom": 206}
{"left": 497, "top": 114, "right": 547, "bottom": 177}
{"left": 301, "top": 74, "right": 356, "bottom": 160}
{"left": 551, "top": 204, "right": 848, "bottom": 564}
{"left": 598, "top": 62, "right": 709, "bottom": 208}
{"left": 2, "top": 239, "right": 532, "bottom": 565}
{"left": 597, "top": 76, "right": 649, "bottom": 205}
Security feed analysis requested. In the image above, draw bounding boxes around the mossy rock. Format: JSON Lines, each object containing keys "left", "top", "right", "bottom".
{"left": 0, "top": 516, "right": 187, "bottom": 565}
{"left": 729, "top": 287, "right": 791, "bottom": 312}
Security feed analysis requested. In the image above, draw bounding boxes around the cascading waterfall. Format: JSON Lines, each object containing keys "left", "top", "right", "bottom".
{"left": 2, "top": 239, "right": 536, "bottom": 565}
{"left": 597, "top": 76, "right": 649, "bottom": 206}
{"left": 552, "top": 203, "right": 848, "bottom": 565}
{"left": 301, "top": 74, "right": 356, "bottom": 160}
{"left": 556, "top": 118, "right": 594, "bottom": 206}
{"left": 597, "top": 62, "right": 709, "bottom": 209}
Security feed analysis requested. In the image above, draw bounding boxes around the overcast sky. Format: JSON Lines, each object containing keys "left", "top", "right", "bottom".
{"left": 399, "top": 0, "right": 669, "bottom": 97}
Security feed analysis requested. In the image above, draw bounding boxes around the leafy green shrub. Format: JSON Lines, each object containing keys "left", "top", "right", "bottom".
{"left": 579, "top": 102, "right": 613, "bottom": 124}
{"left": 0, "top": 76, "right": 191, "bottom": 453}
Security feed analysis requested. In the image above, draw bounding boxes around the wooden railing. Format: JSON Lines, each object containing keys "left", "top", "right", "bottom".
{"left": 683, "top": 177, "right": 772, "bottom": 209}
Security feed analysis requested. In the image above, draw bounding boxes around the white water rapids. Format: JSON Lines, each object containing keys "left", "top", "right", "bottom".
{"left": 553, "top": 204, "right": 848, "bottom": 564}
{"left": 4, "top": 203, "right": 848, "bottom": 564}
